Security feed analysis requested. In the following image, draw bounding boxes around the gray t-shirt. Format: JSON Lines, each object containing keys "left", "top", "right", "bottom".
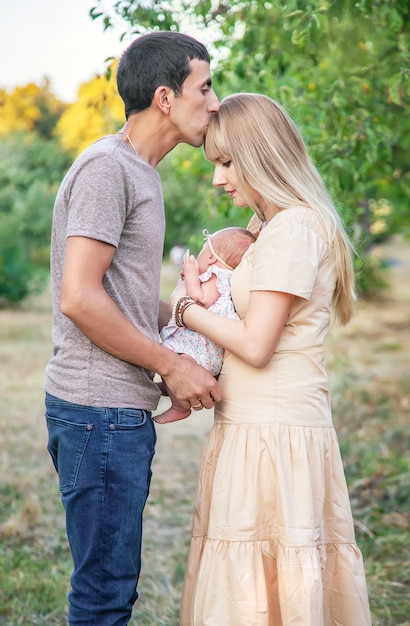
{"left": 45, "top": 134, "right": 164, "bottom": 409}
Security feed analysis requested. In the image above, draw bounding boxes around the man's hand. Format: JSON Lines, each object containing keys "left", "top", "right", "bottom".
{"left": 161, "top": 353, "right": 222, "bottom": 411}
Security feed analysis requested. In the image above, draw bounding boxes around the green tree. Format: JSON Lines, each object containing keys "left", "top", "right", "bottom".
{"left": 0, "top": 132, "right": 72, "bottom": 305}
{"left": 92, "top": 0, "right": 410, "bottom": 287}
{"left": 212, "top": 0, "right": 410, "bottom": 250}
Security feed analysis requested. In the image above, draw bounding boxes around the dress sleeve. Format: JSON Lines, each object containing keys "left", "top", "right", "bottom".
{"left": 250, "top": 211, "right": 326, "bottom": 300}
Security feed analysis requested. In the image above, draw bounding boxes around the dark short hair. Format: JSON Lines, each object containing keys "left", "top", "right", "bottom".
{"left": 117, "top": 31, "right": 210, "bottom": 119}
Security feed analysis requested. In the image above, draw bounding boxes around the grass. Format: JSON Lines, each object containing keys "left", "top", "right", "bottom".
{"left": 0, "top": 238, "right": 409, "bottom": 625}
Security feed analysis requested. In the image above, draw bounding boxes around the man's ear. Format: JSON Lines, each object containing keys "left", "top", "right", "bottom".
{"left": 154, "top": 86, "right": 172, "bottom": 114}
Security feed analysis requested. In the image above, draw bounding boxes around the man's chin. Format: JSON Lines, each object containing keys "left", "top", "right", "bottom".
{"left": 189, "top": 137, "right": 205, "bottom": 148}
{"left": 185, "top": 130, "right": 206, "bottom": 148}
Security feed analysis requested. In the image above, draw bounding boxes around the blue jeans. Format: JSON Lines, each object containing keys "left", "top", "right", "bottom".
{"left": 45, "top": 393, "right": 156, "bottom": 625}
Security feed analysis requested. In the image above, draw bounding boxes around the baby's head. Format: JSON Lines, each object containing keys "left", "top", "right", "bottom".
{"left": 204, "top": 227, "right": 256, "bottom": 270}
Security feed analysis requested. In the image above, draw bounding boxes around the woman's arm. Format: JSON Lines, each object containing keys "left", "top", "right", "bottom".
{"left": 181, "top": 289, "right": 294, "bottom": 368}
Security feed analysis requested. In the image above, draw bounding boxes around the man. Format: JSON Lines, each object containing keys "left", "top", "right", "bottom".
{"left": 45, "top": 31, "right": 221, "bottom": 625}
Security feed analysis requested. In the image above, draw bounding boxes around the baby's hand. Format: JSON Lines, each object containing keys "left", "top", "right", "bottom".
{"left": 182, "top": 249, "right": 199, "bottom": 280}
{"left": 182, "top": 249, "right": 204, "bottom": 302}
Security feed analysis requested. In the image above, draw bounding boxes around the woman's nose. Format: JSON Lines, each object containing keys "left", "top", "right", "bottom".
{"left": 212, "top": 167, "right": 226, "bottom": 187}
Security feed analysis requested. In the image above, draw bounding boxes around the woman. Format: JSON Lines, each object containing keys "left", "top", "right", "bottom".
{"left": 173, "top": 94, "right": 371, "bottom": 625}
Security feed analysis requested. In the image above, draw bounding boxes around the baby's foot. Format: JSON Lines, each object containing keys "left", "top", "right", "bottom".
{"left": 153, "top": 404, "right": 191, "bottom": 424}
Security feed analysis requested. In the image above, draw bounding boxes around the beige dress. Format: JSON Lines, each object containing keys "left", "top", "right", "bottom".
{"left": 180, "top": 208, "right": 371, "bottom": 626}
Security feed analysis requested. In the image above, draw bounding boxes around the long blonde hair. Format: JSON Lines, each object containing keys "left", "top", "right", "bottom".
{"left": 204, "top": 93, "right": 355, "bottom": 325}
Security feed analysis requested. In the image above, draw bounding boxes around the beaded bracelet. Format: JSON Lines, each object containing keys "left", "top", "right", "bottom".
{"left": 173, "top": 296, "right": 197, "bottom": 327}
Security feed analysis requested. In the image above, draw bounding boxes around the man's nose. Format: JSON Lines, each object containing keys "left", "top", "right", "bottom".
{"left": 208, "top": 90, "right": 220, "bottom": 113}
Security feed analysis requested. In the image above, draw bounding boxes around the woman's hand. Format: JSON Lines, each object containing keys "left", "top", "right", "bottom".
{"left": 169, "top": 277, "right": 186, "bottom": 309}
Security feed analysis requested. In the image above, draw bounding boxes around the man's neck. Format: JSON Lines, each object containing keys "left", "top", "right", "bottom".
{"left": 120, "top": 111, "right": 179, "bottom": 167}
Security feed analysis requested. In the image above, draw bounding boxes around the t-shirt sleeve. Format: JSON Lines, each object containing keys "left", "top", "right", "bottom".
{"left": 250, "top": 215, "right": 325, "bottom": 299}
{"left": 66, "top": 154, "right": 127, "bottom": 247}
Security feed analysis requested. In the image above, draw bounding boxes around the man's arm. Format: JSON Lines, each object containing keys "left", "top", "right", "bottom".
{"left": 158, "top": 299, "right": 171, "bottom": 331}
{"left": 61, "top": 236, "right": 221, "bottom": 408}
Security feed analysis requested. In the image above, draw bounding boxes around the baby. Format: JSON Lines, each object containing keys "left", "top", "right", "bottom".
{"left": 154, "top": 226, "right": 256, "bottom": 424}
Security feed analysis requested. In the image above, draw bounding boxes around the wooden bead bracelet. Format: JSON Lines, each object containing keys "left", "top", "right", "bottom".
{"left": 173, "top": 296, "right": 197, "bottom": 327}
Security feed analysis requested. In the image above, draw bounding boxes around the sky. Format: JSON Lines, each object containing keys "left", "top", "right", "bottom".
{"left": 0, "top": 0, "right": 132, "bottom": 102}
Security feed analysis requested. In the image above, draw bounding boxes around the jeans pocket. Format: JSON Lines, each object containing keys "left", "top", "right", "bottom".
{"left": 115, "top": 408, "right": 149, "bottom": 429}
{"left": 46, "top": 415, "right": 93, "bottom": 493}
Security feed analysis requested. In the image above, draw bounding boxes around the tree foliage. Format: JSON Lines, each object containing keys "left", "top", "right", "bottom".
{"left": 0, "top": 132, "right": 72, "bottom": 305}
{"left": 0, "top": 67, "right": 125, "bottom": 305}
{"left": 92, "top": 0, "right": 410, "bottom": 271}
{"left": 0, "top": 81, "right": 66, "bottom": 140}
{"left": 56, "top": 60, "right": 124, "bottom": 155}
{"left": 1, "top": 1, "right": 408, "bottom": 304}
{"left": 0, "top": 83, "right": 75, "bottom": 304}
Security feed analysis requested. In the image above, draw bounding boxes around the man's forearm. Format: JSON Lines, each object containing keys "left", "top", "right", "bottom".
{"left": 61, "top": 284, "right": 179, "bottom": 375}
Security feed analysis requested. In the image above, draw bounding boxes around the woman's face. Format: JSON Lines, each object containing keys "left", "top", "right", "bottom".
{"left": 212, "top": 158, "right": 263, "bottom": 209}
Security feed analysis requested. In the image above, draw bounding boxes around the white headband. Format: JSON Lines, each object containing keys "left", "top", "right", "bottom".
{"left": 203, "top": 229, "right": 234, "bottom": 271}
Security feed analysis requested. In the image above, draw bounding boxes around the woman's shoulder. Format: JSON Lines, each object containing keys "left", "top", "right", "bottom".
{"left": 267, "top": 207, "right": 328, "bottom": 243}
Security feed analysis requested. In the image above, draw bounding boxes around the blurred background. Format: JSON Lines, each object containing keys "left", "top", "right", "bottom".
{"left": 0, "top": 1, "right": 409, "bottom": 624}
